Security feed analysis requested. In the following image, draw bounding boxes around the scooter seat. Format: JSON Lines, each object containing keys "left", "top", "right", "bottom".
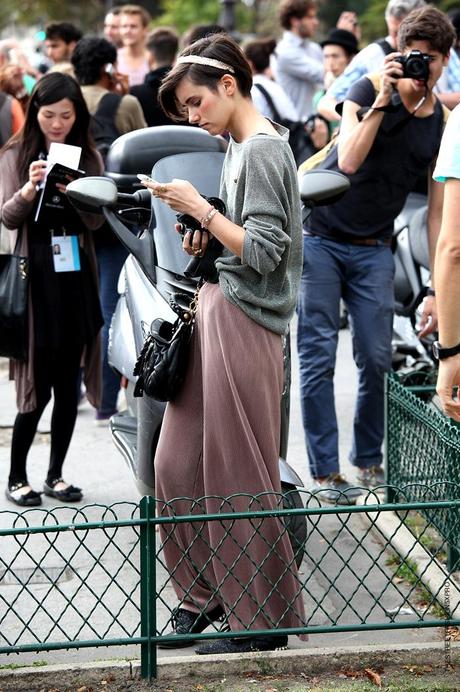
{"left": 104, "top": 125, "right": 227, "bottom": 193}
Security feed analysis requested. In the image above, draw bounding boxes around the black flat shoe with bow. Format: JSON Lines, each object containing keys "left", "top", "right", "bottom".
{"left": 43, "top": 478, "right": 83, "bottom": 502}
{"left": 5, "top": 481, "right": 42, "bottom": 507}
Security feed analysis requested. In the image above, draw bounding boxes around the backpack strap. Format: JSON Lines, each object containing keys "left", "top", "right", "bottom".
{"left": 374, "top": 38, "right": 393, "bottom": 57}
{"left": 253, "top": 82, "right": 282, "bottom": 123}
{"left": 95, "top": 92, "right": 123, "bottom": 120}
{"left": 441, "top": 103, "right": 450, "bottom": 126}
{"left": 366, "top": 71, "right": 381, "bottom": 95}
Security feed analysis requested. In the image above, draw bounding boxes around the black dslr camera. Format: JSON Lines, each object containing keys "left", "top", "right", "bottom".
{"left": 394, "top": 50, "right": 431, "bottom": 82}
{"left": 176, "top": 196, "right": 226, "bottom": 282}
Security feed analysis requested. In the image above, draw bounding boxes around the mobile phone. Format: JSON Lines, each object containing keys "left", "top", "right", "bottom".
{"left": 105, "top": 63, "right": 115, "bottom": 76}
{"left": 137, "top": 173, "right": 156, "bottom": 183}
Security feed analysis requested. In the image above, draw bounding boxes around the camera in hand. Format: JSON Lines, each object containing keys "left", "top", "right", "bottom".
{"left": 394, "top": 50, "right": 431, "bottom": 82}
{"left": 176, "top": 196, "right": 226, "bottom": 282}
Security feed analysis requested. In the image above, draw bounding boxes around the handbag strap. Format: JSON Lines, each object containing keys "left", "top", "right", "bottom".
{"left": 254, "top": 82, "right": 282, "bottom": 123}
{"left": 170, "top": 282, "right": 201, "bottom": 322}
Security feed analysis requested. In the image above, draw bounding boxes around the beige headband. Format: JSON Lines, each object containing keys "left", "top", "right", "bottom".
{"left": 176, "top": 55, "right": 235, "bottom": 73}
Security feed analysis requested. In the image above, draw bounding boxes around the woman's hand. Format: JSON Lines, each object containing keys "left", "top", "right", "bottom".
{"left": 110, "top": 70, "right": 130, "bottom": 95}
{"left": 176, "top": 223, "right": 210, "bottom": 257}
{"left": 141, "top": 177, "right": 209, "bottom": 220}
{"left": 21, "top": 159, "right": 47, "bottom": 201}
{"left": 336, "top": 10, "right": 361, "bottom": 40}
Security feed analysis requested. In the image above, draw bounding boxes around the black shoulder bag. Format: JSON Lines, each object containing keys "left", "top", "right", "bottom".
{"left": 0, "top": 237, "right": 29, "bottom": 360}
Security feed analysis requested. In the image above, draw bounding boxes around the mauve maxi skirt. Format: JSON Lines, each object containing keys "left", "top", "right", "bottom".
{"left": 155, "top": 282, "right": 306, "bottom": 634}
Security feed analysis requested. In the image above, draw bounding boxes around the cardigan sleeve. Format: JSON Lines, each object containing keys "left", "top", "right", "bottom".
{"left": 240, "top": 138, "right": 291, "bottom": 275}
{"left": 0, "top": 148, "right": 34, "bottom": 230}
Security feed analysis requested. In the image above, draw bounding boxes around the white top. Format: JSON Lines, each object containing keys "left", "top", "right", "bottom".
{"left": 116, "top": 49, "right": 149, "bottom": 86}
{"left": 327, "top": 38, "right": 391, "bottom": 101}
{"left": 433, "top": 103, "right": 460, "bottom": 182}
{"left": 274, "top": 31, "right": 323, "bottom": 120}
{"left": 251, "top": 74, "right": 299, "bottom": 121}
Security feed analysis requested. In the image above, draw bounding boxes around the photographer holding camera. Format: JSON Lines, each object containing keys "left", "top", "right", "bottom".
{"left": 297, "top": 6, "right": 454, "bottom": 503}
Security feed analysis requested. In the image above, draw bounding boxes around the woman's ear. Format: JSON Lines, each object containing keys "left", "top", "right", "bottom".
{"left": 221, "top": 74, "right": 236, "bottom": 95}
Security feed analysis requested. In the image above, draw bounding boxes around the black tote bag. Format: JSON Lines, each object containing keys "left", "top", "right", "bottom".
{"left": 0, "top": 242, "right": 29, "bottom": 360}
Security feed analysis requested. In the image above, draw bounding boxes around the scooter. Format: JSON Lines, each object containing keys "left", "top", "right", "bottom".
{"left": 66, "top": 127, "right": 350, "bottom": 565}
{"left": 391, "top": 191, "right": 436, "bottom": 387}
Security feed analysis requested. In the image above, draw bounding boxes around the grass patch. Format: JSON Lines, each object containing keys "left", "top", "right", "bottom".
{"left": 0, "top": 659, "right": 47, "bottom": 670}
{"left": 397, "top": 510, "right": 447, "bottom": 562}
{"left": 386, "top": 552, "right": 451, "bottom": 618}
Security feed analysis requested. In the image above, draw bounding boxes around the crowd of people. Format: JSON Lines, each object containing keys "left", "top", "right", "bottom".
{"left": 1, "top": 0, "right": 460, "bottom": 655}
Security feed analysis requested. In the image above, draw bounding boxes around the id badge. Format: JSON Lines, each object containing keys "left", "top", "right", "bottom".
{"left": 52, "top": 235, "right": 81, "bottom": 272}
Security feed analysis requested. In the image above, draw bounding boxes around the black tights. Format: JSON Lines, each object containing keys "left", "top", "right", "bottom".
{"left": 9, "top": 344, "right": 84, "bottom": 488}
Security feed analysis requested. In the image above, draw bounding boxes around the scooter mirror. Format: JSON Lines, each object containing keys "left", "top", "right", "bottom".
{"left": 66, "top": 176, "right": 118, "bottom": 211}
{"left": 299, "top": 170, "right": 350, "bottom": 207}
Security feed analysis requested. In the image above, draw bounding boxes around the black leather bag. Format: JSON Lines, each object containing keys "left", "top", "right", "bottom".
{"left": 133, "top": 288, "right": 199, "bottom": 402}
{"left": 0, "top": 246, "right": 29, "bottom": 360}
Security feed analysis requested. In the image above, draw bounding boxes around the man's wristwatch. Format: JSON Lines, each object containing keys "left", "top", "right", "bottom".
{"left": 432, "top": 341, "right": 460, "bottom": 360}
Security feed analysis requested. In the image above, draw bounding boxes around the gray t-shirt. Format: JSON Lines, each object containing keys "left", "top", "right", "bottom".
{"left": 216, "top": 123, "right": 303, "bottom": 335}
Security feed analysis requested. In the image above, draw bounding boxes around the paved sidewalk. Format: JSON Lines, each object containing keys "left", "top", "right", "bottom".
{"left": 0, "top": 326, "right": 445, "bottom": 669}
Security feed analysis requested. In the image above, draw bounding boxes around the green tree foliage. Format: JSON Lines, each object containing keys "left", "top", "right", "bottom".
{"left": 157, "top": 0, "right": 220, "bottom": 34}
{"left": 319, "top": 0, "right": 369, "bottom": 33}
{"left": 0, "top": 0, "right": 106, "bottom": 31}
{"left": 358, "top": 0, "right": 388, "bottom": 41}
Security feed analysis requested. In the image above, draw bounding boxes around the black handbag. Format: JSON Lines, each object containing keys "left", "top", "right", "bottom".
{"left": 0, "top": 240, "right": 29, "bottom": 360}
{"left": 133, "top": 287, "right": 200, "bottom": 402}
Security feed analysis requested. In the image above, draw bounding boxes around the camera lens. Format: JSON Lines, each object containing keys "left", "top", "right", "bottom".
{"left": 407, "top": 57, "right": 424, "bottom": 77}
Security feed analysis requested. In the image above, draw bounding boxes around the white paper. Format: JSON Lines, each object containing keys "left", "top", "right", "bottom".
{"left": 47, "top": 142, "right": 82, "bottom": 173}
{"left": 34, "top": 143, "right": 83, "bottom": 223}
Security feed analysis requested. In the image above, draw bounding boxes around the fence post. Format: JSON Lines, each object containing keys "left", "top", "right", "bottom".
{"left": 140, "top": 495, "right": 157, "bottom": 679}
{"left": 384, "top": 374, "right": 396, "bottom": 504}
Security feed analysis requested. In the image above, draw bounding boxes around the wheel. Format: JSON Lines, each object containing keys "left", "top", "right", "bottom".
{"left": 281, "top": 482, "right": 307, "bottom": 568}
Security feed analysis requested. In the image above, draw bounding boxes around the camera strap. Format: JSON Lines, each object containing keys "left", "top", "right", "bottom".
{"left": 357, "top": 85, "right": 428, "bottom": 136}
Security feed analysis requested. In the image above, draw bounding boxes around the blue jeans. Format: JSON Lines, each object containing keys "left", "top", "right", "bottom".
{"left": 96, "top": 242, "right": 128, "bottom": 416}
{"left": 297, "top": 235, "right": 394, "bottom": 479}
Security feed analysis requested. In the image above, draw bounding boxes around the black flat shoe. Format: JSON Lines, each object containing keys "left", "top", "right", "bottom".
{"left": 43, "top": 478, "right": 83, "bottom": 502}
{"left": 5, "top": 482, "right": 42, "bottom": 507}
{"left": 158, "top": 604, "right": 227, "bottom": 649}
{"left": 195, "top": 634, "right": 288, "bottom": 655}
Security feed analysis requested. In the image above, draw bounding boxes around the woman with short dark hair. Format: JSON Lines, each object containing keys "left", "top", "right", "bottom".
{"left": 140, "top": 34, "right": 306, "bottom": 655}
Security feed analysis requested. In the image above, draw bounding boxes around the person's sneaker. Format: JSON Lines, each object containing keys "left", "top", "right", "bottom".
{"left": 195, "top": 634, "right": 288, "bottom": 655}
{"left": 356, "top": 465, "right": 385, "bottom": 490}
{"left": 311, "top": 473, "right": 362, "bottom": 505}
{"left": 94, "top": 410, "right": 117, "bottom": 427}
{"left": 158, "top": 605, "right": 227, "bottom": 649}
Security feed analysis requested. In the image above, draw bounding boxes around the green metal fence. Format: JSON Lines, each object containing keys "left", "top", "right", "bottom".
{"left": 1, "top": 489, "right": 460, "bottom": 679}
{"left": 386, "top": 372, "right": 460, "bottom": 570}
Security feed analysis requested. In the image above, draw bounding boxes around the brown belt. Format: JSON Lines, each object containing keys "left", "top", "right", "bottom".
{"left": 304, "top": 231, "right": 392, "bottom": 247}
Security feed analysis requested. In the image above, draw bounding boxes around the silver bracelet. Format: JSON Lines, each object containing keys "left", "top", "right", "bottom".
{"left": 200, "top": 205, "right": 218, "bottom": 230}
